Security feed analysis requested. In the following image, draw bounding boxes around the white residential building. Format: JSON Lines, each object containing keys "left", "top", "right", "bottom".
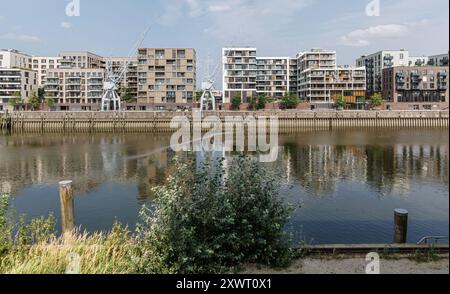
{"left": 256, "top": 57, "right": 291, "bottom": 98}
{"left": 298, "top": 49, "right": 366, "bottom": 108}
{"left": 31, "top": 57, "right": 61, "bottom": 87}
{"left": 428, "top": 53, "right": 449, "bottom": 67}
{"left": 222, "top": 47, "right": 366, "bottom": 108}
{"left": 356, "top": 49, "right": 410, "bottom": 95}
{"left": 0, "top": 49, "right": 32, "bottom": 69}
{"left": 408, "top": 56, "right": 429, "bottom": 67}
{"left": 298, "top": 66, "right": 366, "bottom": 108}
{"left": 222, "top": 47, "right": 257, "bottom": 104}
{"left": 59, "top": 51, "right": 105, "bottom": 69}
{"left": 0, "top": 68, "right": 38, "bottom": 111}
{"left": 45, "top": 68, "right": 105, "bottom": 111}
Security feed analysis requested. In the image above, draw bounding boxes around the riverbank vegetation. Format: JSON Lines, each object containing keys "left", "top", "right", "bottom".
{"left": 0, "top": 157, "right": 296, "bottom": 274}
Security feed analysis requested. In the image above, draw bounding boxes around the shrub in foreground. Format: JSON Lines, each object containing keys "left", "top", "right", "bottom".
{"left": 135, "top": 157, "right": 294, "bottom": 274}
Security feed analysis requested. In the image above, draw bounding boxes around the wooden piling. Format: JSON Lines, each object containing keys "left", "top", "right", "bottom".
{"left": 59, "top": 180, "right": 75, "bottom": 234}
{"left": 394, "top": 209, "right": 409, "bottom": 244}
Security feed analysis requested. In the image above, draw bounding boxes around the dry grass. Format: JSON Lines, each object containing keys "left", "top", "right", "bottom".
{"left": 0, "top": 225, "right": 138, "bottom": 274}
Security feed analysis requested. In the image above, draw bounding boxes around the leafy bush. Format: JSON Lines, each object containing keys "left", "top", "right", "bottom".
{"left": 0, "top": 195, "right": 13, "bottom": 255}
{"left": 280, "top": 92, "right": 299, "bottom": 109}
{"left": 370, "top": 93, "right": 383, "bottom": 107}
{"left": 231, "top": 94, "right": 242, "bottom": 110}
{"left": 0, "top": 194, "right": 56, "bottom": 256}
{"left": 335, "top": 94, "right": 346, "bottom": 109}
{"left": 136, "top": 157, "right": 294, "bottom": 274}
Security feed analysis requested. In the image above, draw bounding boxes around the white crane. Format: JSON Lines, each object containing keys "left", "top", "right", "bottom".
{"left": 199, "top": 48, "right": 235, "bottom": 112}
{"left": 101, "top": 27, "right": 151, "bottom": 112}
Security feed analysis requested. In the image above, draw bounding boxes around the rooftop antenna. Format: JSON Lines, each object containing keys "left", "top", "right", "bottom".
{"left": 101, "top": 26, "right": 151, "bottom": 112}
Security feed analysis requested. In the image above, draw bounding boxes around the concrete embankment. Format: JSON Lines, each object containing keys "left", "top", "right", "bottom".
{"left": 0, "top": 110, "right": 448, "bottom": 133}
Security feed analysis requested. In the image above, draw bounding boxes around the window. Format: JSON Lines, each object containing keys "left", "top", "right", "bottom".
{"left": 400, "top": 53, "right": 404, "bottom": 59}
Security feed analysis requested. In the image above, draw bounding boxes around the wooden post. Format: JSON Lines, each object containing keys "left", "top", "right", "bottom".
{"left": 394, "top": 209, "right": 408, "bottom": 244}
{"left": 59, "top": 180, "right": 75, "bottom": 234}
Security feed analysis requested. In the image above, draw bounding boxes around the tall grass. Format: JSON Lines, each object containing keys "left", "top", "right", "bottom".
{"left": 0, "top": 224, "right": 137, "bottom": 274}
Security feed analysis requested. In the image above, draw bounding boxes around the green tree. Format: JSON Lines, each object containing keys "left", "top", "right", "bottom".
{"left": 370, "top": 93, "right": 383, "bottom": 108}
{"left": 248, "top": 96, "right": 257, "bottom": 110}
{"left": 8, "top": 92, "right": 22, "bottom": 111}
{"left": 45, "top": 93, "right": 55, "bottom": 110}
{"left": 336, "top": 94, "right": 346, "bottom": 109}
{"left": 280, "top": 92, "right": 299, "bottom": 110}
{"left": 38, "top": 88, "right": 46, "bottom": 101}
{"left": 120, "top": 87, "right": 136, "bottom": 103}
{"left": 195, "top": 90, "right": 204, "bottom": 103}
{"left": 257, "top": 95, "right": 268, "bottom": 110}
{"left": 27, "top": 91, "right": 40, "bottom": 111}
{"left": 231, "top": 93, "right": 241, "bottom": 110}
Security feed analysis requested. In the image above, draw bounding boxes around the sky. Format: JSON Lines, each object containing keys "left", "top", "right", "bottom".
{"left": 0, "top": 0, "right": 448, "bottom": 86}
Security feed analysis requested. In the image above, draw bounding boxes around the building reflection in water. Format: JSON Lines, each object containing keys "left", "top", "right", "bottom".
{"left": 0, "top": 130, "right": 448, "bottom": 202}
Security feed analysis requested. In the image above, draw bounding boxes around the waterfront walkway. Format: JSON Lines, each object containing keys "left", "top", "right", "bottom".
{"left": 244, "top": 254, "right": 449, "bottom": 274}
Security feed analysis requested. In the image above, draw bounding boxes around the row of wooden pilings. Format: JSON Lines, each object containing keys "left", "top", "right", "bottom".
{"left": 1, "top": 113, "right": 449, "bottom": 134}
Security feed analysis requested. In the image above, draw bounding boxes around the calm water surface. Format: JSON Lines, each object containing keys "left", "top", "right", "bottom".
{"left": 0, "top": 130, "right": 448, "bottom": 244}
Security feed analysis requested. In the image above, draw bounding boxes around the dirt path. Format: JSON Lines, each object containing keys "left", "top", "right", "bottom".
{"left": 244, "top": 254, "right": 449, "bottom": 274}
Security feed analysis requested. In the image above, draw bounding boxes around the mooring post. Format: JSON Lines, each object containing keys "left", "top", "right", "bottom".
{"left": 394, "top": 209, "right": 409, "bottom": 244}
{"left": 59, "top": 180, "right": 75, "bottom": 234}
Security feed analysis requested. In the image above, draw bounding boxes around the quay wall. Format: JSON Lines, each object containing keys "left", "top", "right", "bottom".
{"left": 0, "top": 111, "right": 448, "bottom": 133}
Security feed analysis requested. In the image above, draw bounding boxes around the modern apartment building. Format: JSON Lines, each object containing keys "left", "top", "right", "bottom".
{"left": 0, "top": 68, "right": 37, "bottom": 111}
{"left": 297, "top": 49, "right": 337, "bottom": 72}
{"left": 222, "top": 47, "right": 365, "bottom": 108}
{"left": 256, "top": 57, "right": 290, "bottom": 98}
{"left": 137, "top": 48, "right": 196, "bottom": 110}
{"left": 45, "top": 68, "right": 105, "bottom": 111}
{"left": 289, "top": 58, "right": 298, "bottom": 94}
{"left": 0, "top": 49, "right": 32, "bottom": 69}
{"left": 59, "top": 51, "right": 105, "bottom": 69}
{"left": 222, "top": 48, "right": 257, "bottom": 104}
{"left": 104, "top": 57, "right": 138, "bottom": 102}
{"left": 31, "top": 57, "right": 61, "bottom": 87}
{"left": 428, "top": 53, "right": 449, "bottom": 67}
{"left": 298, "top": 66, "right": 366, "bottom": 108}
{"left": 382, "top": 66, "right": 449, "bottom": 110}
{"left": 408, "top": 56, "right": 429, "bottom": 67}
{"left": 297, "top": 49, "right": 366, "bottom": 108}
{"left": 356, "top": 49, "right": 410, "bottom": 96}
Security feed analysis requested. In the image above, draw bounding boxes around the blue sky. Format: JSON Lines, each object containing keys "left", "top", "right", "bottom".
{"left": 0, "top": 0, "right": 448, "bottom": 83}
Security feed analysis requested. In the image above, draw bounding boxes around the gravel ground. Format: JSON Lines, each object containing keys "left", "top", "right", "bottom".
{"left": 244, "top": 254, "right": 449, "bottom": 274}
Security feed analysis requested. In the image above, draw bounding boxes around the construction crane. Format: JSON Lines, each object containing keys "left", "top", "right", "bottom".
{"left": 101, "top": 27, "right": 151, "bottom": 112}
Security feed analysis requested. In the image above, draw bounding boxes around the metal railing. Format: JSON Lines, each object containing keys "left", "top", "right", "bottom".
{"left": 417, "top": 236, "right": 449, "bottom": 245}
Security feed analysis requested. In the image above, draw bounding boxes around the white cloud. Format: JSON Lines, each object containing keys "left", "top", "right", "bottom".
{"left": 0, "top": 33, "right": 41, "bottom": 42}
{"left": 339, "top": 22, "right": 430, "bottom": 47}
{"left": 61, "top": 22, "right": 73, "bottom": 29}
{"left": 157, "top": 0, "right": 311, "bottom": 36}
{"left": 196, "top": 0, "right": 311, "bottom": 44}
{"left": 208, "top": 4, "right": 231, "bottom": 12}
